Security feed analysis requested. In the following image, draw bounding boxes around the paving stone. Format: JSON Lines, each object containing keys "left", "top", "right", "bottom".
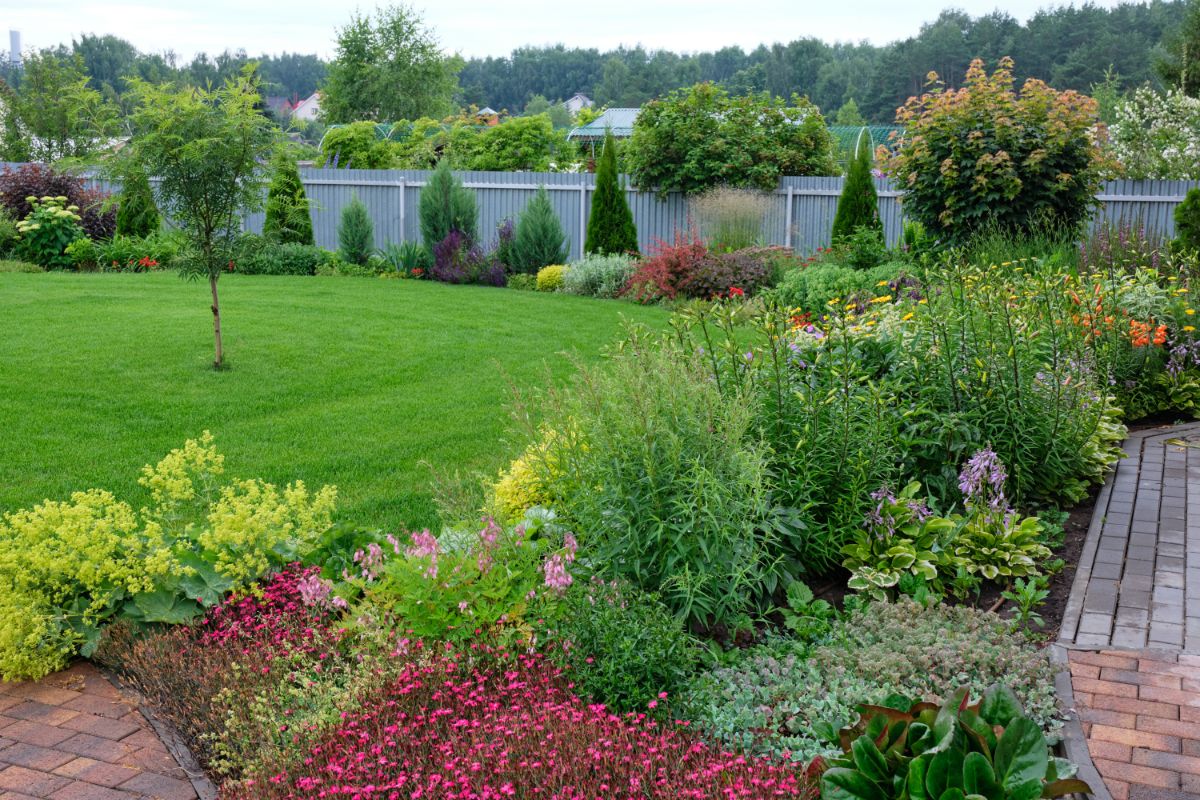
{"left": 51, "top": 757, "right": 139, "bottom": 788}
{"left": 117, "top": 772, "right": 197, "bottom": 800}
{"left": 0, "top": 765, "right": 72, "bottom": 798}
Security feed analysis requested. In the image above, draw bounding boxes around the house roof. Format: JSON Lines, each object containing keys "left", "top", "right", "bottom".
{"left": 567, "top": 107, "right": 640, "bottom": 141}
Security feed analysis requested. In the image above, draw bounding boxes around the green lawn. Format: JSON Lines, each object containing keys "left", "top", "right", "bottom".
{"left": 0, "top": 273, "right": 667, "bottom": 531}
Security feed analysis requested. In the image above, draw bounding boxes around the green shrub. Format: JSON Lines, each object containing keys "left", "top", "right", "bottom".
{"left": 683, "top": 599, "right": 1060, "bottom": 763}
{"left": 262, "top": 154, "right": 314, "bottom": 246}
{"left": 528, "top": 329, "right": 781, "bottom": 626}
{"left": 0, "top": 433, "right": 337, "bottom": 680}
{"left": 338, "top": 195, "right": 374, "bottom": 266}
{"left": 15, "top": 196, "right": 85, "bottom": 270}
{"left": 236, "top": 241, "right": 329, "bottom": 276}
{"left": 830, "top": 130, "right": 881, "bottom": 245}
{"left": 835, "top": 225, "right": 890, "bottom": 270}
{"left": 824, "top": 687, "right": 1089, "bottom": 800}
{"left": 419, "top": 160, "right": 477, "bottom": 248}
{"left": 1173, "top": 187, "right": 1200, "bottom": 258}
{"left": 320, "top": 121, "right": 396, "bottom": 169}
{"left": 507, "top": 273, "right": 536, "bottom": 291}
{"left": 115, "top": 167, "right": 160, "bottom": 239}
{"left": 0, "top": 209, "right": 18, "bottom": 256}
{"left": 512, "top": 186, "right": 568, "bottom": 274}
{"left": 772, "top": 261, "right": 906, "bottom": 315}
{"left": 562, "top": 252, "right": 639, "bottom": 298}
{"left": 885, "top": 58, "right": 1104, "bottom": 244}
{"left": 584, "top": 130, "right": 638, "bottom": 256}
{"left": 0, "top": 258, "right": 41, "bottom": 273}
{"left": 540, "top": 579, "right": 702, "bottom": 716}
{"left": 536, "top": 264, "right": 566, "bottom": 291}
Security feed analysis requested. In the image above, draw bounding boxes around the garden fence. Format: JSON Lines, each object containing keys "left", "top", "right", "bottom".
{"left": 8, "top": 163, "right": 1198, "bottom": 257}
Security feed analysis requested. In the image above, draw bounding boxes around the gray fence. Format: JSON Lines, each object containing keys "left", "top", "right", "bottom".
{"left": 8, "top": 162, "right": 1197, "bottom": 257}
{"left": 240, "top": 170, "right": 1200, "bottom": 256}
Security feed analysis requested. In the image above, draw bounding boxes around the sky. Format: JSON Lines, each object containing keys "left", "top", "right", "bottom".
{"left": 1, "top": 0, "right": 1135, "bottom": 60}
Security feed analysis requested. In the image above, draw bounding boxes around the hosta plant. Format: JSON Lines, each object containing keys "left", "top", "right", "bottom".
{"left": 842, "top": 483, "right": 957, "bottom": 600}
{"left": 822, "top": 686, "right": 1090, "bottom": 800}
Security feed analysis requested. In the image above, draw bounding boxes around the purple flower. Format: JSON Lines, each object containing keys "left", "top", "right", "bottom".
{"left": 959, "top": 447, "right": 1008, "bottom": 509}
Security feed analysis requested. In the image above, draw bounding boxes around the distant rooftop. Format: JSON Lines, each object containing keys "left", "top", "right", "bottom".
{"left": 567, "top": 108, "right": 640, "bottom": 141}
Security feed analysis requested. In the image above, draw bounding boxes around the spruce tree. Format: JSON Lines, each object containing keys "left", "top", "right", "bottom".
{"left": 419, "top": 160, "right": 478, "bottom": 246}
{"left": 338, "top": 195, "right": 375, "bottom": 265}
{"left": 512, "top": 186, "right": 567, "bottom": 274}
{"left": 115, "top": 166, "right": 160, "bottom": 238}
{"left": 585, "top": 130, "right": 639, "bottom": 255}
{"left": 263, "top": 154, "right": 314, "bottom": 245}
{"left": 831, "top": 130, "right": 882, "bottom": 245}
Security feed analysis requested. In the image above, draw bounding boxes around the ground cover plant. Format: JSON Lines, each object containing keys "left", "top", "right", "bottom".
{"left": 0, "top": 273, "right": 668, "bottom": 535}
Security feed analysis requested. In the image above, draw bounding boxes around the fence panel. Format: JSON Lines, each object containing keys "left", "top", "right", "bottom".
{"left": 2, "top": 162, "right": 1197, "bottom": 256}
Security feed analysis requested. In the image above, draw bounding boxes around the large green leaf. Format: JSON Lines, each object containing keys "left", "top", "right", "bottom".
{"left": 927, "top": 750, "right": 965, "bottom": 798}
{"left": 821, "top": 767, "right": 887, "bottom": 800}
{"left": 128, "top": 589, "right": 203, "bottom": 625}
{"left": 937, "top": 790, "right": 966, "bottom": 800}
{"left": 908, "top": 756, "right": 930, "bottom": 800}
{"left": 177, "top": 553, "right": 235, "bottom": 607}
{"left": 852, "top": 735, "right": 890, "bottom": 784}
{"left": 994, "top": 718, "right": 1048, "bottom": 792}
{"left": 962, "top": 752, "right": 1002, "bottom": 800}
{"left": 979, "top": 685, "right": 1023, "bottom": 728}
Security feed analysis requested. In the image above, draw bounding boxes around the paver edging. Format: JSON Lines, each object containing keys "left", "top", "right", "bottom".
{"left": 1049, "top": 644, "right": 1113, "bottom": 800}
{"left": 99, "top": 666, "right": 218, "bottom": 800}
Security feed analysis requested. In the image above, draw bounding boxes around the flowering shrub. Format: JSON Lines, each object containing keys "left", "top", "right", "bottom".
{"left": 0, "top": 433, "right": 337, "bottom": 679}
{"left": 355, "top": 511, "right": 578, "bottom": 644}
{"left": 1109, "top": 87, "right": 1200, "bottom": 180}
{"left": 15, "top": 196, "right": 85, "bottom": 269}
{"left": 684, "top": 599, "right": 1060, "bottom": 763}
{"left": 0, "top": 163, "right": 115, "bottom": 240}
{"left": 886, "top": 57, "right": 1106, "bottom": 242}
{"left": 227, "top": 648, "right": 816, "bottom": 799}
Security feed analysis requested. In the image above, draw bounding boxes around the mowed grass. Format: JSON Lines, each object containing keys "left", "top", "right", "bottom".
{"left": 0, "top": 273, "right": 668, "bottom": 531}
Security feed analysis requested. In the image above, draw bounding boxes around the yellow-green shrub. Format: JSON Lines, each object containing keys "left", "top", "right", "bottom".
{"left": 490, "top": 432, "right": 562, "bottom": 522}
{"left": 0, "top": 432, "right": 337, "bottom": 680}
{"left": 536, "top": 264, "right": 566, "bottom": 292}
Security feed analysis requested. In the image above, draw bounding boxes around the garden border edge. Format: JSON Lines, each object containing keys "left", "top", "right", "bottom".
{"left": 1049, "top": 643, "right": 1112, "bottom": 800}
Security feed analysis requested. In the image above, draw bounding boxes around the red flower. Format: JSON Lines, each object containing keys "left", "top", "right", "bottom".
{"left": 412, "top": 267, "right": 425, "bottom": 277}
{"left": 728, "top": 286, "right": 745, "bottom": 297}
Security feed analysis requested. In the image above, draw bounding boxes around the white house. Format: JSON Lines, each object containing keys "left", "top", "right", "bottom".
{"left": 293, "top": 92, "right": 321, "bottom": 122}
{"left": 563, "top": 93, "right": 593, "bottom": 115}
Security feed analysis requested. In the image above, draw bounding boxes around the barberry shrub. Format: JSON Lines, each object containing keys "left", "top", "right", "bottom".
{"left": 623, "top": 228, "right": 708, "bottom": 303}
{"left": 886, "top": 57, "right": 1105, "bottom": 244}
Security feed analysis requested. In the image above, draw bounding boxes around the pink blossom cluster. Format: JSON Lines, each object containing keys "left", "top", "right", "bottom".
{"left": 225, "top": 648, "right": 817, "bottom": 800}
{"left": 542, "top": 532, "right": 577, "bottom": 591}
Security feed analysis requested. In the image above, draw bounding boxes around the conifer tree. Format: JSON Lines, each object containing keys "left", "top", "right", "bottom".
{"left": 338, "top": 195, "right": 375, "bottom": 265}
{"left": 263, "top": 154, "right": 315, "bottom": 245}
{"left": 831, "top": 130, "right": 882, "bottom": 245}
{"left": 115, "top": 166, "right": 160, "bottom": 238}
{"left": 585, "top": 130, "right": 639, "bottom": 255}
{"left": 419, "top": 160, "right": 477, "bottom": 246}
{"left": 512, "top": 185, "right": 567, "bottom": 273}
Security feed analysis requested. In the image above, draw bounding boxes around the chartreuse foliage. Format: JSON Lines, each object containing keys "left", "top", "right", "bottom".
{"left": 0, "top": 433, "right": 336, "bottom": 680}
{"left": 822, "top": 686, "right": 1090, "bottom": 800}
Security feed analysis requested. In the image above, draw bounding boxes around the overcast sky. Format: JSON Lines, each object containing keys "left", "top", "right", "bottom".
{"left": 2, "top": 0, "right": 1135, "bottom": 60}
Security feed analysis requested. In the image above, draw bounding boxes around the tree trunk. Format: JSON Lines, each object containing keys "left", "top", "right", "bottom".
{"left": 210, "top": 274, "right": 223, "bottom": 369}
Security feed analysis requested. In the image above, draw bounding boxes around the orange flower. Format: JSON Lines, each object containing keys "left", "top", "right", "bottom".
{"left": 1153, "top": 324, "right": 1167, "bottom": 346}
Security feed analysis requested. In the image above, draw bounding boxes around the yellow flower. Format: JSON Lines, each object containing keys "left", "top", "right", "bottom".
{"left": 902, "top": 312, "right": 914, "bottom": 321}
{"left": 876, "top": 280, "right": 889, "bottom": 287}
{"left": 1187, "top": 309, "right": 1195, "bottom": 315}
{"left": 870, "top": 295, "right": 892, "bottom": 304}
{"left": 918, "top": 298, "right": 928, "bottom": 305}
{"left": 845, "top": 303, "right": 856, "bottom": 311}
{"left": 1185, "top": 326, "right": 1196, "bottom": 332}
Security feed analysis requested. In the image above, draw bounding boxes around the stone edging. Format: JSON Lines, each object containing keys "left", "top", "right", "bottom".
{"left": 1049, "top": 643, "right": 1112, "bottom": 800}
{"left": 99, "top": 666, "right": 219, "bottom": 800}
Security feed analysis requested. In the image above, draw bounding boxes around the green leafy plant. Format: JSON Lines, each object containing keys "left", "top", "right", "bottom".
{"left": 1001, "top": 577, "right": 1050, "bottom": 630}
{"left": 584, "top": 130, "right": 638, "bottom": 256}
{"left": 379, "top": 240, "right": 433, "bottom": 276}
{"left": 115, "top": 167, "right": 160, "bottom": 239}
{"left": 781, "top": 580, "right": 836, "bottom": 642}
{"left": 540, "top": 578, "right": 701, "bottom": 716}
{"left": 512, "top": 186, "right": 568, "bottom": 274}
{"left": 419, "top": 160, "right": 477, "bottom": 248}
{"left": 338, "top": 195, "right": 375, "bottom": 266}
{"left": 831, "top": 129, "right": 882, "bottom": 245}
{"left": 15, "top": 196, "right": 85, "bottom": 270}
{"left": 1173, "top": 187, "right": 1200, "bottom": 259}
{"left": 263, "top": 153, "right": 315, "bottom": 245}
{"left": 822, "top": 686, "right": 1089, "bottom": 800}
{"left": 842, "top": 483, "right": 957, "bottom": 601}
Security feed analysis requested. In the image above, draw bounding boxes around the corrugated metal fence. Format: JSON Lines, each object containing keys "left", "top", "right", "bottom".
{"left": 9, "top": 163, "right": 1198, "bottom": 257}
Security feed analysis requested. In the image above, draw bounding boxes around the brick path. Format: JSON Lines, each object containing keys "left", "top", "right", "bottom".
{"left": 0, "top": 662, "right": 199, "bottom": 800}
{"left": 1060, "top": 425, "right": 1200, "bottom": 800}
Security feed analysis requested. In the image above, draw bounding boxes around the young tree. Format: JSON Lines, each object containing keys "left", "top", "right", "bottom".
{"left": 338, "top": 195, "right": 375, "bottom": 264}
{"left": 114, "top": 166, "right": 160, "bottom": 238}
{"left": 419, "top": 160, "right": 477, "bottom": 246}
{"left": 263, "top": 153, "right": 315, "bottom": 245}
{"left": 834, "top": 98, "right": 867, "bottom": 126}
{"left": 321, "top": 5, "right": 462, "bottom": 123}
{"left": 0, "top": 50, "right": 119, "bottom": 162}
{"left": 585, "top": 130, "right": 638, "bottom": 255}
{"left": 512, "top": 186, "right": 567, "bottom": 273}
{"left": 126, "top": 71, "right": 276, "bottom": 368}
{"left": 830, "top": 129, "right": 882, "bottom": 245}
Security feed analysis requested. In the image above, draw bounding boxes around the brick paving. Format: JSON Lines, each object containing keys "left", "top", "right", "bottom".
{"left": 0, "top": 662, "right": 199, "bottom": 800}
{"left": 1060, "top": 424, "right": 1200, "bottom": 800}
